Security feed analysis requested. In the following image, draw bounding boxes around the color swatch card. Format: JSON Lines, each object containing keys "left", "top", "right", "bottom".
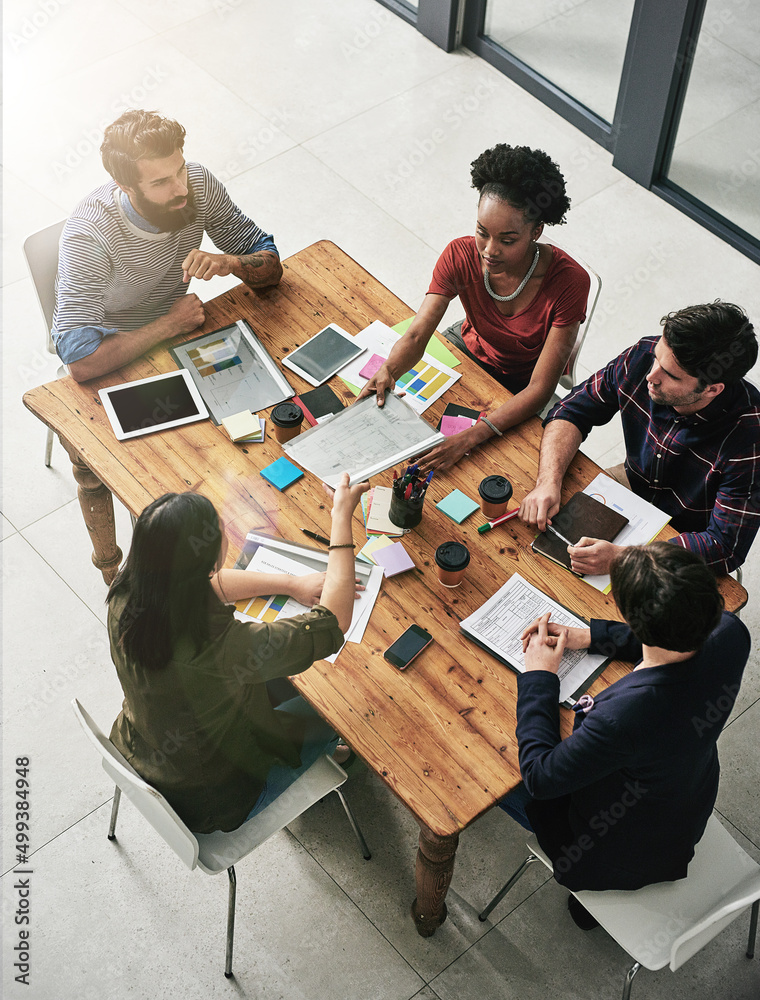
{"left": 260, "top": 457, "right": 303, "bottom": 491}
{"left": 436, "top": 489, "right": 480, "bottom": 524}
{"left": 234, "top": 547, "right": 313, "bottom": 624}
{"left": 373, "top": 541, "right": 415, "bottom": 577}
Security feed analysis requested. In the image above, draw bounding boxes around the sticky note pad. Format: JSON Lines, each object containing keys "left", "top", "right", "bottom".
{"left": 359, "top": 353, "right": 387, "bottom": 379}
{"left": 436, "top": 489, "right": 480, "bottom": 524}
{"left": 238, "top": 418, "right": 266, "bottom": 443}
{"left": 222, "top": 410, "right": 260, "bottom": 442}
{"left": 440, "top": 414, "right": 475, "bottom": 437}
{"left": 357, "top": 534, "right": 395, "bottom": 564}
{"left": 260, "top": 457, "right": 303, "bottom": 491}
{"left": 373, "top": 542, "right": 415, "bottom": 577}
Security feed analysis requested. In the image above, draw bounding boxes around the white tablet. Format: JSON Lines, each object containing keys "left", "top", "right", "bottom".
{"left": 99, "top": 369, "right": 209, "bottom": 441}
{"left": 281, "top": 323, "right": 365, "bottom": 387}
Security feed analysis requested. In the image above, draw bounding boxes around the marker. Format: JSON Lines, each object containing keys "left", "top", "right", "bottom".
{"left": 302, "top": 529, "right": 330, "bottom": 545}
{"left": 477, "top": 507, "right": 521, "bottom": 533}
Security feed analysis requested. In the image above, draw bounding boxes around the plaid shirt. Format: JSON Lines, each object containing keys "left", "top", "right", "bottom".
{"left": 546, "top": 336, "right": 760, "bottom": 573}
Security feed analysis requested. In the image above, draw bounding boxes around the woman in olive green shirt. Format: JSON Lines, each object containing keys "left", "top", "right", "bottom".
{"left": 107, "top": 474, "right": 368, "bottom": 834}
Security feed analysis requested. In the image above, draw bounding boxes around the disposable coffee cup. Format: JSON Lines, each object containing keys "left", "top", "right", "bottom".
{"left": 434, "top": 541, "right": 470, "bottom": 588}
{"left": 271, "top": 402, "right": 303, "bottom": 444}
{"left": 478, "top": 475, "right": 513, "bottom": 520}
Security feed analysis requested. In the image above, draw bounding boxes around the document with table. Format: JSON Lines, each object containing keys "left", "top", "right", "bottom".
{"left": 460, "top": 573, "right": 609, "bottom": 705}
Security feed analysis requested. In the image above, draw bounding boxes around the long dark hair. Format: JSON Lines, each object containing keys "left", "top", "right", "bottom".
{"left": 106, "top": 493, "right": 223, "bottom": 671}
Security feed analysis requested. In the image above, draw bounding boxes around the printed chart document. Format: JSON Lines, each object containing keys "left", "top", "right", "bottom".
{"left": 233, "top": 532, "right": 383, "bottom": 660}
{"left": 283, "top": 392, "right": 443, "bottom": 487}
{"left": 338, "top": 320, "right": 460, "bottom": 413}
{"left": 581, "top": 473, "right": 672, "bottom": 593}
{"left": 460, "top": 574, "right": 609, "bottom": 704}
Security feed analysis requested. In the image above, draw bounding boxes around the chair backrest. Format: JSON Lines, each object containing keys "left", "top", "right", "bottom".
{"left": 22, "top": 220, "right": 67, "bottom": 353}
{"left": 71, "top": 698, "right": 200, "bottom": 871}
{"left": 545, "top": 240, "right": 601, "bottom": 391}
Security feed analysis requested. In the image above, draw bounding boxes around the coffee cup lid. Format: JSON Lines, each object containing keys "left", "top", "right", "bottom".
{"left": 271, "top": 402, "right": 303, "bottom": 427}
{"left": 478, "top": 475, "right": 513, "bottom": 504}
{"left": 435, "top": 541, "right": 470, "bottom": 571}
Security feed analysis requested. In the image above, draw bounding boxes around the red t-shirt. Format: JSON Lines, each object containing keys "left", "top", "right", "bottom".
{"left": 427, "top": 237, "right": 590, "bottom": 383}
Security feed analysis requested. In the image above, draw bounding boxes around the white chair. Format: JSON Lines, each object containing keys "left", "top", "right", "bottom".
{"left": 539, "top": 242, "right": 602, "bottom": 418}
{"left": 72, "top": 698, "right": 371, "bottom": 979}
{"left": 479, "top": 815, "right": 760, "bottom": 999}
{"left": 22, "top": 219, "right": 67, "bottom": 466}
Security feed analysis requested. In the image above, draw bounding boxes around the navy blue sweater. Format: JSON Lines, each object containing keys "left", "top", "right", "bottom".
{"left": 516, "top": 611, "right": 749, "bottom": 890}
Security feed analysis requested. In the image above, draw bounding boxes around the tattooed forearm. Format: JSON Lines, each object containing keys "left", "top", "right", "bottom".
{"left": 230, "top": 252, "right": 283, "bottom": 288}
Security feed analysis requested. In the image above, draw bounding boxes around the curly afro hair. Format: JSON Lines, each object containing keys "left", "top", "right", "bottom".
{"left": 470, "top": 144, "right": 570, "bottom": 226}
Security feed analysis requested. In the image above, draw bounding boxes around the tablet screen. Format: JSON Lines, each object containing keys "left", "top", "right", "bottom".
{"left": 286, "top": 326, "right": 363, "bottom": 383}
{"left": 102, "top": 372, "right": 205, "bottom": 437}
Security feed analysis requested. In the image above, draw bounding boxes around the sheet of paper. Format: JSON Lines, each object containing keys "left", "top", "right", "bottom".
{"left": 581, "top": 473, "right": 672, "bottom": 593}
{"left": 338, "top": 320, "right": 461, "bottom": 411}
{"left": 235, "top": 533, "right": 384, "bottom": 653}
{"left": 283, "top": 392, "right": 444, "bottom": 487}
{"left": 460, "top": 573, "right": 607, "bottom": 704}
{"left": 391, "top": 318, "right": 461, "bottom": 368}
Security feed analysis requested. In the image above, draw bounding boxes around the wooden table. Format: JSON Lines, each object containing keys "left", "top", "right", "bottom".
{"left": 24, "top": 240, "right": 747, "bottom": 937}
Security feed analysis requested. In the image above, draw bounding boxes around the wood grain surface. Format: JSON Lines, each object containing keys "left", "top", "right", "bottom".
{"left": 24, "top": 240, "right": 747, "bottom": 841}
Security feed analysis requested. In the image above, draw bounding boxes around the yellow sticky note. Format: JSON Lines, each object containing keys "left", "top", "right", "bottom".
{"left": 222, "top": 410, "right": 260, "bottom": 442}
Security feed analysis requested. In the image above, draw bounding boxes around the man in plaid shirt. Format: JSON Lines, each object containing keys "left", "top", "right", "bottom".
{"left": 520, "top": 301, "right": 760, "bottom": 575}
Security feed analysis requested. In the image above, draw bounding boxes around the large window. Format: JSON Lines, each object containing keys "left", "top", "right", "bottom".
{"left": 377, "top": 0, "right": 760, "bottom": 262}
{"left": 483, "top": 0, "right": 636, "bottom": 124}
{"left": 665, "top": 0, "right": 760, "bottom": 243}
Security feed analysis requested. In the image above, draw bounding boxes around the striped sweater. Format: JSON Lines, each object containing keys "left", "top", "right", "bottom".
{"left": 53, "top": 162, "right": 275, "bottom": 363}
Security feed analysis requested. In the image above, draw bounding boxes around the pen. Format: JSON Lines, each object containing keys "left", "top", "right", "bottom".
{"left": 546, "top": 522, "right": 574, "bottom": 547}
{"left": 302, "top": 529, "right": 330, "bottom": 546}
{"left": 477, "top": 507, "right": 521, "bottom": 533}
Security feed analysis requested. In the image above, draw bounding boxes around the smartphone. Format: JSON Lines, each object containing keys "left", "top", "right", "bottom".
{"left": 383, "top": 625, "right": 433, "bottom": 670}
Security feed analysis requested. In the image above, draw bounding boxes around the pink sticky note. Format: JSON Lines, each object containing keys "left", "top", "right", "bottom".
{"left": 359, "top": 353, "right": 387, "bottom": 379}
{"left": 440, "top": 414, "right": 475, "bottom": 437}
{"left": 373, "top": 542, "right": 415, "bottom": 577}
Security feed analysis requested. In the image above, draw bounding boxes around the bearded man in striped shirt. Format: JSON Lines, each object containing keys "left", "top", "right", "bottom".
{"left": 53, "top": 109, "right": 283, "bottom": 382}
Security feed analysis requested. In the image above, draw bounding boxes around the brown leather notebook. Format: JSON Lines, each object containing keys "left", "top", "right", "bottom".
{"left": 531, "top": 492, "right": 629, "bottom": 576}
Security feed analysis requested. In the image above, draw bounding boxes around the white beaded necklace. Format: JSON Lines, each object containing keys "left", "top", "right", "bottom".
{"left": 484, "top": 245, "right": 540, "bottom": 302}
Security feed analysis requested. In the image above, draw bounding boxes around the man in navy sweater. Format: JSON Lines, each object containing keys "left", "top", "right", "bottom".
{"left": 510, "top": 542, "right": 749, "bottom": 923}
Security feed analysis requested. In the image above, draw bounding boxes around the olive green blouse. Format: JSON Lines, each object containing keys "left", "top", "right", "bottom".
{"left": 108, "top": 590, "right": 344, "bottom": 833}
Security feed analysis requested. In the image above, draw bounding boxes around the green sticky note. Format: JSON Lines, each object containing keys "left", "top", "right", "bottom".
{"left": 392, "top": 317, "right": 460, "bottom": 368}
{"left": 436, "top": 489, "right": 480, "bottom": 524}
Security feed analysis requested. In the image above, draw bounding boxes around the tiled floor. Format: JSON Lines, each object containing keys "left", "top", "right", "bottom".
{"left": 2, "top": 2, "right": 759, "bottom": 998}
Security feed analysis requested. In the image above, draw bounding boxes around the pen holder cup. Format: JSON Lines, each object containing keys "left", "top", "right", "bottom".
{"left": 389, "top": 489, "right": 425, "bottom": 529}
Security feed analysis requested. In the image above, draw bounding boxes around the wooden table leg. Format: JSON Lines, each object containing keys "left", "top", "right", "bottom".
{"left": 61, "top": 437, "right": 123, "bottom": 584}
{"left": 411, "top": 822, "right": 459, "bottom": 937}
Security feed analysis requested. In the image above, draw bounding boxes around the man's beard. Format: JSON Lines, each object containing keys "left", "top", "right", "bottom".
{"left": 131, "top": 183, "right": 198, "bottom": 232}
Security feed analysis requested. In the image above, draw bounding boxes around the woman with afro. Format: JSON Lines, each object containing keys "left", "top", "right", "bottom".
{"left": 359, "top": 144, "right": 590, "bottom": 471}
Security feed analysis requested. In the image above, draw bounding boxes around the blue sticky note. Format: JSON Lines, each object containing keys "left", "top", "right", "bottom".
{"left": 260, "top": 457, "right": 304, "bottom": 491}
{"left": 436, "top": 489, "right": 480, "bottom": 524}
